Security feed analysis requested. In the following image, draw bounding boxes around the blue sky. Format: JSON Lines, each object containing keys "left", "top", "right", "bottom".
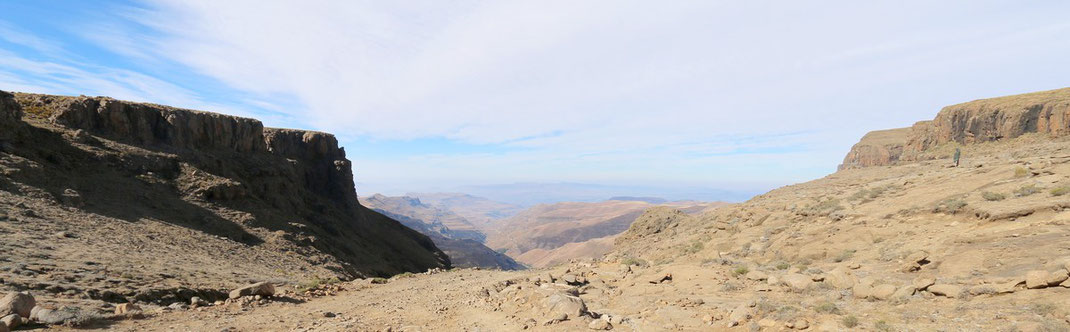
{"left": 2, "top": 1, "right": 1070, "bottom": 202}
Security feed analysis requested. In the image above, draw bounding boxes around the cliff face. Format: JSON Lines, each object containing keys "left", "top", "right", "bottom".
{"left": 841, "top": 88, "right": 1070, "bottom": 169}
{"left": 1, "top": 91, "right": 449, "bottom": 281}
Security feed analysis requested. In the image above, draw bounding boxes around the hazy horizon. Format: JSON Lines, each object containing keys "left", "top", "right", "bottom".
{"left": 3, "top": 1, "right": 1070, "bottom": 201}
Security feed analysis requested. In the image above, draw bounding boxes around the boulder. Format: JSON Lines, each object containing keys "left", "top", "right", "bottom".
{"left": 871, "top": 284, "right": 897, "bottom": 300}
{"left": 229, "top": 282, "right": 275, "bottom": 299}
{"left": 588, "top": 319, "right": 612, "bottom": 330}
{"left": 114, "top": 303, "right": 142, "bottom": 315}
{"left": 911, "top": 277, "right": 935, "bottom": 291}
{"left": 1, "top": 314, "right": 21, "bottom": 329}
{"left": 928, "top": 284, "right": 963, "bottom": 298}
{"left": 825, "top": 268, "right": 856, "bottom": 289}
{"left": 0, "top": 320, "right": 7, "bottom": 332}
{"left": 996, "top": 279, "right": 1024, "bottom": 293}
{"left": 191, "top": 296, "right": 208, "bottom": 307}
{"left": 891, "top": 285, "right": 916, "bottom": 300}
{"left": 727, "top": 304, "right": 753, "bottom": 327}
{"left": 541, "top": 292, "right": 588, "bottom": 319}
{"left": 852, "top": 284, "right": 873, "bottom": 299}
{"left": 792, "top": 318, "right": 810, "bottom": 330}
{"left": 1046, "top": 270, "right": 1068, "bottom": 286}
{"left": 1026, "top": 270, "right": 1051, "bottom": 289}
{"left": 0, "top": 292, "right": 34, "bottom": 318}
{"left": 782, "top": 273, "right": 813, "bottom": 291}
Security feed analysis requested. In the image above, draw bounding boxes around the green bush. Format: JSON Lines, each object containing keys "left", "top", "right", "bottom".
{"left": 981, "top": 191, "right": 1006, "bottom": 201}
{"left": 621, "top": 257, "right": 649, "bottom": 267}
{"left": 933, "top": 198, "right": 967, "bottom": 214}
{"left": 775, "top": 261, "right": 791, "bottom": 270}
{"left": 874, "top": 320, "right": 893, "bottom": 331}
{"left": 297, "top": 276, "right": 342, "bottom": 292}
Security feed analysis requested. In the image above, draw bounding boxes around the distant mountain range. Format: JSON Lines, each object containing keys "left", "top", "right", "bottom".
{"left": 453, "top": 182, "right": 762, "bottom": 206}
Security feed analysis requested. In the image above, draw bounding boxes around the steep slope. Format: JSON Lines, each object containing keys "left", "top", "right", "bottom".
{"left": 0, "top": 91, "right": 448, "bottom": 307}
{"left": 360, "top": 194, "right": 523, "bottom": 270}
{"left": 408, "top": 192, "right": 523, "bottom": 229}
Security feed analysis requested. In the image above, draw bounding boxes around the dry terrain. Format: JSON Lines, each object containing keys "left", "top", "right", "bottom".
{"left": 5, "top": 88, "right": 1070, "bottom": 332}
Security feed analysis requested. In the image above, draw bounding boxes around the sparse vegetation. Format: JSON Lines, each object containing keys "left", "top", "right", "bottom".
{"left": 731, "top": 265, "right": 749, "bottom": 277}
{"left": 800, "top": 198, "right": 844, "bottom": 217}
{"left": 774, "top": 261, "right": 791, "bottom": 270}
{"left": 832, "top": 249, "right": 856, "bottom": 263}
{"left": 681, "top": 241, "right": 704, "bottom": 255}
{"left": 621, "top": 257, "right": 649, "bottom": 267}
{"left": 369, "top": 277, "right": 388, "bottom": 284}
{"left": 933, "top": 198, "right": 968, "bottom": 214}
{"left": 1029, "top": 302, "right": 1057, "bottom": 316}
{"left": 1014, "top": 184, "right": 1040, "bottom": 197}
{"left": 842, "top": 315, "right": 860, "bottom": 328}
{"left": 849, "top": 185, "right": 897, "bottom": 203}
{"left": 814, "top": 301, "right": 840, "bottom": 314}
{"left": 1014, "top": 166, "right": 1030, "bottom": 178}
{"left": 298, "top": 276, "right": 342, "bottom": 292}
{"left": 1051, "top": 186, "right": 1070, "bottom": 196}
{"left": 982, "top": 191, "right": 1006, "bottom": 201}
{"left": 720, "top": 281, "right": 742, "bottom": 292}
{"left": 874, "top": 320, "right": 894, "bottom": 331}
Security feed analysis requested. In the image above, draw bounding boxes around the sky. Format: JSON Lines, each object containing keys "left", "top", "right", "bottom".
{"left": 2, "top": 1, "right": 1069, "bottom": 203}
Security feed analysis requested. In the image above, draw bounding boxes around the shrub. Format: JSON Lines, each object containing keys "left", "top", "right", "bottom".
{"left": 1029, "top": 302, "right": 1056, "bottom": 316}
{"left": 842, "top": 315, "right": 859, "bottom": 328}
{"left": 621, "top": 257, "right": 649, "bottom": 267}
{"left": 721, "top": 281, "right": 742, "bottom": 292}
{"left": 981, "top": 191, "right": 1006, "bottom": 201}
{"left": 933, "top": 198, "right": 967, "bottom": 214}
{"left": 681, "top": 241, "right": 704, "bottom": 255}
{"left": 874, "top": 320, "right": 893, "bottom": 331}
{"left": 814, "top": 301, "right": 840, "bottom": 314}
{"left": 298, "top": 276, "right": 342, "bottom": 292}
{"left": 732, "top": 265, "right": 749, "bottom": 277}
{"left": 832, "top": 249, "right": 856, "bottom": 263}
{"left": 1051, "top": 186, "right": 1070, "bottom": 197}
{"left": 1014, "top": 184, "right": 1040, "bottom": 197}
{"left": 370, "top": 277, "right": 388, "bottom": 284}
{"left": 801, "top": 198, "right": 844, "bottom": 217}
{"left": 775, "top": 262, "right": 791, "bottom": 270}
{"left": 1014, "top": 167, "right": 1030, "bottom": 178}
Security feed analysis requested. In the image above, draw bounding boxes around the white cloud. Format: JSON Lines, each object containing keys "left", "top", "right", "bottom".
{"left": 7, "top": 1, "right": 1070, "bottom": 195}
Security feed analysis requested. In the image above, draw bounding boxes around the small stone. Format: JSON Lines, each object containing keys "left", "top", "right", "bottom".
{"left": 744, "top": 271, "right": 768, "bottom": 281}
{"left": 792, "top": 318, "right": 809, "bottom": 330}
{"left": 323, "top": 311, "right": 336, "bottom": 318}
{"left": 191, "top": 297, "right": 208, "bottom": 307}
{"left": 758, "top": 318, "right": 778, "bottom": 328}
{"left": 114, "top": 303, "right": 142, "bottom": 315}
{"left": 168, "top": 302, "right": 188, "bottom": 311}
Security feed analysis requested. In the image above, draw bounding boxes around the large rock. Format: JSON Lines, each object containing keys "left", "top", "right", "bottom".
{"left": 1026, "top": 270, "right": 1051, "bottom": 289}
{"left": 541, "top": 291, "right": 588, "bottom": 319}
{"left": 727, "top": 304, "right": 753, "bottom": 327}
{"left": 114, "top": 303, "right": 142, "bottom": 315}
{"left": 825, "top": 268, "right": 857, "bottom": 289}
{"left": 871, "top": 284, "right": 898, "bottom": 300}
{"left": 229, "top": 282, "right": 275, "bottom": 299}
{"left": 781, "top": 273, "right": 814, "bottom": 291}
{"left": 1, "top": 314, "right": 21, "bottom": 330}
{"left": 0, "top": 292, "right": 34, "bottom": 318}
{"left": 928, "top": 284, "right": 963, "bottom": 298}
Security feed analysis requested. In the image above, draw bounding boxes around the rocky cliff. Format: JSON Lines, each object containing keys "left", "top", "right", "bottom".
{"left": 841, "top": 87, "right": 1070, "bottom": 169}
{"left": 0, "top": 90, "right": 449, "bottom": 295}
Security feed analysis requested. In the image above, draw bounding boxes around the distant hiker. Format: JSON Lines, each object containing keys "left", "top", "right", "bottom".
{"left": 954, "top": 148, "right": 961, "bottom": 167}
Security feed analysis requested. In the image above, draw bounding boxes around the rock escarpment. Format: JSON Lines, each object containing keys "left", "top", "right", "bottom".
{"left": 841, "top": 87, "right": 1070, "bottom": 169}
{"left": 1, "top": 91, "right": 449, "bottom": 283}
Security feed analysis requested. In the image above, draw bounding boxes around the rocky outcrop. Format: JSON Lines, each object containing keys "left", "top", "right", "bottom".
{"left": 841, "top": 88, "right": 1070, "bottom": 169}
{"left": 2, "top": 91, "right": 449, "bottom": 278}
{"left": 838, "top": 127, "right": 911, "bottom": 170}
